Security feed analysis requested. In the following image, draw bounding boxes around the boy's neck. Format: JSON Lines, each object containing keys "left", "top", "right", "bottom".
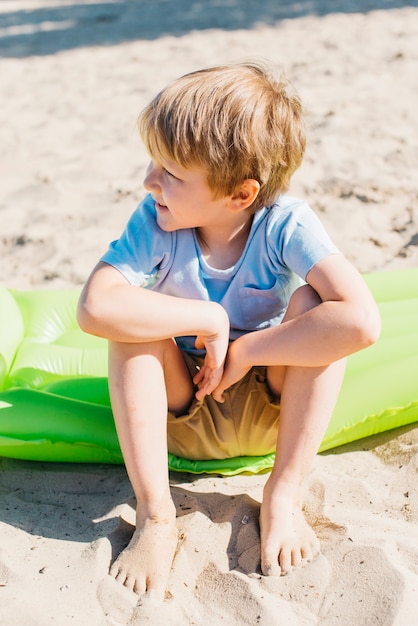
{"left": 196, "top": 215, "right": 254, "bottom": 270}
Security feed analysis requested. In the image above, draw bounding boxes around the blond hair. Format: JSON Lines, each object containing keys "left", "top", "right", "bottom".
{"left": 138, "top": 63, "right": 305, "bottom": 211}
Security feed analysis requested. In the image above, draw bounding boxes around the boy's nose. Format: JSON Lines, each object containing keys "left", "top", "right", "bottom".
{"left": 143, "top": 163, "right": 161, "bottom": 192}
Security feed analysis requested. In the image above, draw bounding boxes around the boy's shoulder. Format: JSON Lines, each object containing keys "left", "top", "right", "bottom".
{"left": 266, "top": 194, "right": 310, "bottom": 214}
{"left": 256, "top": 195, "right": 312, "bottom": 230}
{"left": 256, "top": 194, "right": 338, "bottom": 252}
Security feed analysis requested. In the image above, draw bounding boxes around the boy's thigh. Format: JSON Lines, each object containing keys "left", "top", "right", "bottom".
{"left": 167, "top": 353, "right": 280, "bottom": 460}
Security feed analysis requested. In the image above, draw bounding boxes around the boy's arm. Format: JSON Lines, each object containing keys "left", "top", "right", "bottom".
{"left": 78, "top": 262, "right": 230, "bottom": 397}
{"left": 213, "top": 254, "right": 381, "bottom": 400}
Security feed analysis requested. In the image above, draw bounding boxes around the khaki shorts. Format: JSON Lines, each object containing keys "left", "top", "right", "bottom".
{"left": 167, "top": 352, "right": 280, "bottom": 460}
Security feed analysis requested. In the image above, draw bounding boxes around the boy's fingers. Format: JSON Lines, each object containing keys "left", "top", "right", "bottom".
{"left": 194, "top": 368, "right": 226, "bottom": 401}
{"left": 211, "top": 383, "right": 225, "bottom": 403}
{"left": 193, "top": 368, "right": 204, "bottom": 385}
{"left": 212, "top": 390, "right": 225, "bottom": 403}
{"left": 195, "top": 387, "right": 206, "bottom": 401}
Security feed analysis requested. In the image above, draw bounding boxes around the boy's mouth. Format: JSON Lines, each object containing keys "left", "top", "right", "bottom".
{"left": 153, "top": 197, "right": 168, "bottom": 211}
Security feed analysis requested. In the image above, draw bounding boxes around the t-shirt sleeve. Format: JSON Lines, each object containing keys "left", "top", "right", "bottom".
{"left": 267, "top": 198, "right": 341, "bottom": 281}
{"left": 100, "top": 195, "right": 173, "bottom": 287}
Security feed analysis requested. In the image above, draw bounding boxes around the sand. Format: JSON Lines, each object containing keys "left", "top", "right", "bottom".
{"left": 1, "top": 1, "right": 418, "bottom": 624}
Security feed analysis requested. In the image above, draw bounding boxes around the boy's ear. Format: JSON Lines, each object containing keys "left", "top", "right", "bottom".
{"left": 230, "top": 179, "right": 261, "bottom": 211}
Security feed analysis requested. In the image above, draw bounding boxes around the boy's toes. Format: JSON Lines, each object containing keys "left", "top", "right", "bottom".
{"left": 124, "top": 573, "right": 137, "bottom": 592}
{"left": 300, "top": 545, "right": 314, "bottom": 563}
{"left": 145, "top": 584, "right": 166, "bottom": 603}
{"left": 302, "top": 537, "right": 320, "bottom": 563}
{"left": 109, "top": 561, "right": 122, "bottom": 580}
{"left": 261, "top": 549, "right": 281, "bottom": 576}
{"left": 291, "top": 548, "right": 302, "bottom": 568}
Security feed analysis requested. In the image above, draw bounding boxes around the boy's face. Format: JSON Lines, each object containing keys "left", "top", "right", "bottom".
{"left": 143, "top": 148, "right": 232, "bottom": 233}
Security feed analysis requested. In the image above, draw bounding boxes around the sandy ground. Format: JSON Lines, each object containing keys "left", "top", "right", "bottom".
{"left": 1, "top": 1, "right": 418, "bottom": 624}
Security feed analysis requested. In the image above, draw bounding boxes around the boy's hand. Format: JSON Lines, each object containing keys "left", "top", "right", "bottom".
{"left": 211, "top": 336, "right": 251, "bottom": 403}
{"left": 193, "top": 305, "right": 230, "bottom": 400}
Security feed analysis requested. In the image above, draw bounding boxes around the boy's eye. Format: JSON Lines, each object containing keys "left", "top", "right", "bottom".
{"left": 163, "top": 167, "right": 180, "bottom": 180}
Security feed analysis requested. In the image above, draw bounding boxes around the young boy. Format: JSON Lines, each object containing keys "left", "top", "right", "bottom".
{"left": 77, "top": 63, "right": 380, "bottom": 601}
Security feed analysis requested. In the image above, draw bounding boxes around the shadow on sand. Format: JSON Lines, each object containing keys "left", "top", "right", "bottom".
{"left": 1, "top": 0, "right": 418, "bottom": 58}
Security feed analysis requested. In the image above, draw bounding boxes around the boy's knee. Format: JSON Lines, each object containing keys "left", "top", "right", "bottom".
{"left": 109, "top": 338, "right": 174, "bottom": 360}
{"left": 286, "top": 284, "right": 321, "bottom": 318}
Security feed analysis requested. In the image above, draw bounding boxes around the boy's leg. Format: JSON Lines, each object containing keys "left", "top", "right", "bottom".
{"left": 261, "top": 286, "right": 346, "bottom": 575}
{"left": 107, "top": 338, "right": 194, "bottom": 599}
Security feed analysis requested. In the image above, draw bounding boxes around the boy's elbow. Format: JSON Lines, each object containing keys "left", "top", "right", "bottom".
{"left": 77, "top": 291, "right": 103, "bottom": 336}
{"left": 77, "top": 298, "right": 92, "bottom": 334}
{"left": 77, "top": 263, "right": 124, "bottom": 337}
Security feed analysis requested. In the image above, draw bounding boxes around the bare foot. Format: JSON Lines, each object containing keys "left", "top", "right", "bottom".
{"left": 260, "top": 492, "right": 320, "bottom": 576}
{"left": 109, "top": 503, "right": 178, "bottom": 600}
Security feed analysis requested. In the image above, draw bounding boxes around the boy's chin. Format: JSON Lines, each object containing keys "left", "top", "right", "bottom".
{"left": 156, "top": 218, "right": 178, "bottom": 233}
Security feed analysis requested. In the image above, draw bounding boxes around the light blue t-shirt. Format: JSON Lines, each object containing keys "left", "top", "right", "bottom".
{"left": 101, "top": 194, "right": 340, "bottom": 353}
